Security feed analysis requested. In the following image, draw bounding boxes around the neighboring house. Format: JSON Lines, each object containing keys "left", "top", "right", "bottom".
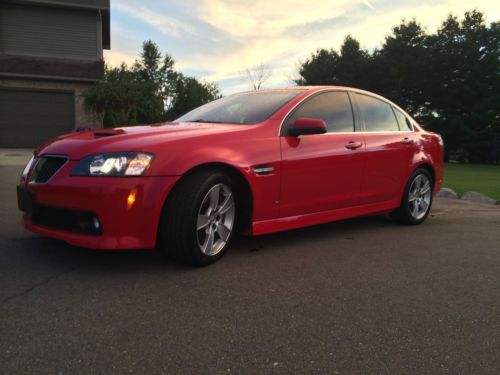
{"left": 0, "top": 0, "right": 110, "bottom": 148}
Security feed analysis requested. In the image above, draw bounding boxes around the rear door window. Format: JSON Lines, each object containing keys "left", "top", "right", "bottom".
{"left": 393, "top": 107, "right": 413, "bottom": 131}
{"left": 355, "top": 93, "right": 399, "bottom": 132}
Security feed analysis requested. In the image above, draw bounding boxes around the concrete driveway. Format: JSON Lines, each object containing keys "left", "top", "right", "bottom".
{"left": 1, "top": 160, "right": 500, "bottom": 374}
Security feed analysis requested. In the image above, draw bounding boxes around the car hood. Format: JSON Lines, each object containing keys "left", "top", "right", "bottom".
{"left": 36, "top": 121, "right": 251, "bottom": 160}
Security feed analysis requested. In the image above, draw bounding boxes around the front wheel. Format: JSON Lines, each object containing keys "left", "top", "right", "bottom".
{"left": 391, "top": 168, "right": 433, "bottom": 225}
{"left": 158, "top": 170, "right": 236, "bottom": 266}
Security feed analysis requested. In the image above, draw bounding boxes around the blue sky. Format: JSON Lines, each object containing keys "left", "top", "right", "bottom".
{"left": 105, "top": 0, "right": 499, "bottom": 95}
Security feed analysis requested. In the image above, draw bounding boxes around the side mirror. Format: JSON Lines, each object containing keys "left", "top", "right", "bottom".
{"left": 289, "top": 118, "right": 327, "bottom": 137}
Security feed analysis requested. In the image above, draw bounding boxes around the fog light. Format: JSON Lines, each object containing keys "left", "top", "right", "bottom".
{"left": 127, "top": 189, "right": 137, "bottom": 210}
{"left": 76, "top": 213, "right": 102, "bottom": 235}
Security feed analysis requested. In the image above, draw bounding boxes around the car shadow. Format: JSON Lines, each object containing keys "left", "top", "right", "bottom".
{"left": 12, "top": 213, "right": 400, "bottom": 274}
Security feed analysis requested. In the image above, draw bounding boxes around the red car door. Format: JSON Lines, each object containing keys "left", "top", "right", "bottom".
{"left": 353, "top": 93, "right": 416, "bottom": 204}
{"left": 279, "top": 91, "right": 365, "bottom": 217}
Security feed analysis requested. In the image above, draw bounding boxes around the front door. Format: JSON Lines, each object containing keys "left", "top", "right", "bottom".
{"left": 279, "top": 91, "right": 365, "bottom": 217}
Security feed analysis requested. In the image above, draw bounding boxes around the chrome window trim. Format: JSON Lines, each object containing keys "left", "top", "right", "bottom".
{"left": 360, "top": 130, "right": 415, "bottom": 134}
{"left": 280, "top": 130, "right": 415, "bottom": 137}
{"left": 28, "top": 154, "right": 69, "bottom": 185}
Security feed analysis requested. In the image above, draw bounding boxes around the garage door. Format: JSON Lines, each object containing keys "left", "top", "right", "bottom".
{"left": 0, "top": 89, "right": 74, "bottom": 148}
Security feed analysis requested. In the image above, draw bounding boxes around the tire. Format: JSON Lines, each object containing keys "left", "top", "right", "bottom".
{"left": 391, "top": 168, "right": 433, "bottom": 225}
{"left": 158, "top": 169, "right": 236, "bottom": 266}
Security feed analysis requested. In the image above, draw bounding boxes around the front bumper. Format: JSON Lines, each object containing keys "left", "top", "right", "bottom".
{"left": 20, "top": 160, "right": 180, "bottom": 249}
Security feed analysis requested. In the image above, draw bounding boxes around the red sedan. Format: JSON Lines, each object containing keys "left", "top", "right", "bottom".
{"left": 18, "top": 86, "right": 444, "bottom": 265}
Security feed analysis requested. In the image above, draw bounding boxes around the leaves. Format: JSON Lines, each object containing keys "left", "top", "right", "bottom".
{"left": 83, "top": 40, "right": 220, "bottom": 128}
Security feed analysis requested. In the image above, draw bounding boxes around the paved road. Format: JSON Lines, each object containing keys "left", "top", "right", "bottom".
{"left": 1, "top": 164, "right": 500, "bottom": 374}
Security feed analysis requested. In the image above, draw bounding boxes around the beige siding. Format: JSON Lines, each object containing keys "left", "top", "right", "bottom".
{"left": 0, "top": 3, "right": 99, "bottom": 60}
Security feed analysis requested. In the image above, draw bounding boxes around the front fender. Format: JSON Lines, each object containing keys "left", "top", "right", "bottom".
{"left": 150, "top": 133, "right": 282, "bottom": 223}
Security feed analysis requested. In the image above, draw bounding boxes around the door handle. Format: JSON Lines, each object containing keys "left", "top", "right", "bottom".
{"left": 402, "top": 137, "right": 413, "bottom": 145}
{"left": 345, "top": 141, "right": 362, "bottom": 150}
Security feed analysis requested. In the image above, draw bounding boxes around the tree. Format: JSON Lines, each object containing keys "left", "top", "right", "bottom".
{"left": 336, "top": 35, "right": 371, "bottom": 88}
{"left": 376, "top": 19, "right": 431, "bottom": 114}
{"left": 82, "top": 63, "right": 163, "bottom": 127}
{"left": 83, "top": 40, "right": 220, "bottom": 127}
{"left": 295, "top": 36, "right": 371, "bottom": 89}
{"left": 134, "top": 40, "right": 178, "bottom": 112}
{"left": 242, "top": 63, "right": 272, "bottom": 90}
{"left": 296, "top": 48, "right": 339, "bottom": 85}
{"left": 425, "top": 11, "right": 500, "bottom": 161}
{"left": 168, "top": 76, "right": 221, "bottom": 119}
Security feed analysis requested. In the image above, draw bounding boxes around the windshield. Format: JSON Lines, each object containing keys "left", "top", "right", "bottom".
{"left": 176, "top": 90, "right": 305, "bottom": 124}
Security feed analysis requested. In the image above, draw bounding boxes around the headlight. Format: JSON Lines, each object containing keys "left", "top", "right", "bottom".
{"left": 71, "top": 152, "right": 154, "bottom": 176}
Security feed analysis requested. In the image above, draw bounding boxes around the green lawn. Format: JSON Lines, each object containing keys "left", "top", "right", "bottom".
{"left": 443, "top": 163, "right": 500, "bottom": 199}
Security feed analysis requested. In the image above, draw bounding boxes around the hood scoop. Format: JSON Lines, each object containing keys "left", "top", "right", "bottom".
{"left": 93, "top": 129, "right": 125, "bottom": 138}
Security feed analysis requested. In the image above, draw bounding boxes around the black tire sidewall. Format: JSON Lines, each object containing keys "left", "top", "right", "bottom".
{"left": 172, "top": 171, "right": 236, "bottom": 266}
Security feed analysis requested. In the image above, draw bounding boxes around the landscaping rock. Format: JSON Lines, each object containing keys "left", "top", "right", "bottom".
{"left": 461, "top": 191, "right": 497, "bottom": 205}
{"left": 436, "top": 187, "right": 459, "bottom": 199}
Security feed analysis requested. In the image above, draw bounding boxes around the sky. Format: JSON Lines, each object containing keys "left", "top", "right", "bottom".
{"left": 104, "top": 0, "right": 500, "bottom": 95}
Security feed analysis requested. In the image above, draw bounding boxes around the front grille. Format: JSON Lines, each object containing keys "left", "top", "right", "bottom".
{"left": 29, "top": 156, "right": 67, "bottom": 184}
{"left": 32, "top": 205, "right": 102, "bottom": 235}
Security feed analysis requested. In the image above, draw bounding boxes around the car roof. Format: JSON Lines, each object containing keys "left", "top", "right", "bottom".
{"left": 241, "top": 85, "right": 381, "bottom": 97}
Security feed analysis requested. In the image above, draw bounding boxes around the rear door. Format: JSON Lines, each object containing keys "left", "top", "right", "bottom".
{"left": 353, "top": 93, "right": 416, "bottom": 204}
{"left": 279, "top": 91, "right": 365, "bottom": 217}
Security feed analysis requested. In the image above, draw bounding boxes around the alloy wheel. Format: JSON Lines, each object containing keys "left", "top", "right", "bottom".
{"left": 408, "top": 174, "right": 432, "bottom": 220}
{"left": 196, "top": 183, "right": 235, "bottom": 256}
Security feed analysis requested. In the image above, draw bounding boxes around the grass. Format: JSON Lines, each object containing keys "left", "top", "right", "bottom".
{"left": 443, "top": 163, "right": 500, "bottom": 200}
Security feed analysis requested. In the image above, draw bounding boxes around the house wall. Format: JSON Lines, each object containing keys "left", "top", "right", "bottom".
{"left": 0, "top": 0, "right": 108, "bottom": 147}
{"left": 0, "top": 3, "right": 101, "bottom": 61}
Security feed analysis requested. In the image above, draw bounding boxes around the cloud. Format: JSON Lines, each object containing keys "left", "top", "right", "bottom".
{"left": 113, "top": 2, "right": 194, "bottom": 38}
{"left": 195, "top": 0, "right": 358, "bottom": 38}
{"left": 108, "top": 0, "right": 500, "bottom": 95}
{"left": 103, "top": 50, "right": 136, "bottom": 67}
{"left": 363, "top": 0, "right": 375, "bottom": 10}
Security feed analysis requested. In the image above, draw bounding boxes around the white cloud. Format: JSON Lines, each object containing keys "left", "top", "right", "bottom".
{"left": 113, "top": 2, "right": 194, "bottom": 38}
{"left": 104, "top": 50, "right": 136, "bottom": 67}
{"left": 195, "top": 0, "right": 358, "bottom": 38}
{"left": 109, "top": 0, "right": 500, "bottom": 94}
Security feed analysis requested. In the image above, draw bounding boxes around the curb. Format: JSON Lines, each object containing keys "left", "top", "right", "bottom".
{"left": 437, "top": 187, "right": 498, "bottom": 205}
{"left": 461, "top": 191, "right": 498, "bottom": 205}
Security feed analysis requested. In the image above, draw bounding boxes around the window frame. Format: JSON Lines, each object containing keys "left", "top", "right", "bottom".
{"left": 279, "top": 89, "right": 358, "bottom": 136}
{"left": 391, "top": 106, "right": 414, "bottom": 132}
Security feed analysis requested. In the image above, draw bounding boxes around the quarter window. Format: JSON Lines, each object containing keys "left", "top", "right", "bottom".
{"left": 356, "top": 94, "right": 399, "bottom": 132}
{"left": 284, "top": 91, "right": 354, "bottom": 134}
{"left": 393, "top": 107, "right": 413, "bottom": 131}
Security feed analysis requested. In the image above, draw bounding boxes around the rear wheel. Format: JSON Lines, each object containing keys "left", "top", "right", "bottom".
{"left": 159, "top": 169, "right": 236, "bottom": 266}
{"left": 391, "top": 168, "right": 433, "bottom": 225}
